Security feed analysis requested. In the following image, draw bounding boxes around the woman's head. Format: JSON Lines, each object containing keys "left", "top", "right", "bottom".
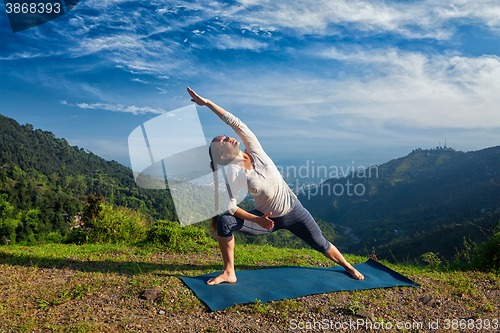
{"left": 209, "top": 135, "right": 240, "bottom": 166}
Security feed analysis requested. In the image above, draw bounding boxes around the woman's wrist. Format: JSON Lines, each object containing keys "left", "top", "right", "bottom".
{"left": 248, "top": 215, "right": 258, "bottom": 223}
{"left": 234, "top": 208, "right": 257, "bottom": 222}
{"left": 205, "top": 100, "right": 227, "bottom": 118}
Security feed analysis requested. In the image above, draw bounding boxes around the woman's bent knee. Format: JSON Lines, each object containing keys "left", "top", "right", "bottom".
{"left": 217, "top": 214, "right": 236, "bottom": 237}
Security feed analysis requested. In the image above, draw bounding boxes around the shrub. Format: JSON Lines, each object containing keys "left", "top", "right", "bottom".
{"left": 87, "top": 202, "right": 148, "bottom": 244}
{"left": 81, "top": 193, "right": 105, "bottom": 227}
{"left": 146, "top": 220, "right": 212, "bottom": 253}
{"left": 0, "top": 218, "right": 19, "bottom": 244}
{"left": 474, "top": 224, "right": 500, "bottom": 272}
{"left": 39, "top": 232, "right": 63, "bottom": 244}
{"left": 421, "top": 252, "right": 441, "bottom": 269}
{"left": 66, "top": 199, "right": 148, "bottom": 244}
{"left": 64, "top": 227, "right": 87, "bottom": 245}
{"left": 450, "top": 225, "right": 500, "bottom": 273}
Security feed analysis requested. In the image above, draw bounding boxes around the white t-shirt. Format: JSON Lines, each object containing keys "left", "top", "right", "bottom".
{"left": 221, "top": 112, "right": 297, "bottom": 217}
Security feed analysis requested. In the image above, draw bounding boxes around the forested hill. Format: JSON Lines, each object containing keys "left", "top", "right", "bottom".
{"left": 0, "top": 114, "right": 176, "bottom": 244}
{"left": 299, "top": 146, "right": 500, "bottom": 261}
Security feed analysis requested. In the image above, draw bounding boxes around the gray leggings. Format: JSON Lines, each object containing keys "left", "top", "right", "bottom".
{"left": 217, "top": 200, "right": 331, "bottom": 253}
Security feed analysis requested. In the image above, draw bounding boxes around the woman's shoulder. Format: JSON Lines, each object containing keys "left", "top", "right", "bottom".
{"left": 226, "top": 164, "right": 245, "bottom": 176}
{"left": 225, "top": 164, "right": 247, "bottom": 184}
{"left": 227, "top": 164, "right": 241, "bottom": 171}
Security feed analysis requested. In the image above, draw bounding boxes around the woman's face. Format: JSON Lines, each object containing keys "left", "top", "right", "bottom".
{"left": 212, "top": 135, "right": 240, "bottom": 163}
{"left": 214, "top": 135, "right": 239, "bottom": 145}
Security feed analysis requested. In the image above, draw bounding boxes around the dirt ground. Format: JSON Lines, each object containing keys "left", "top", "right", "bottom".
{"left": 1, "top": 251, "right": 499, "bottom": 332}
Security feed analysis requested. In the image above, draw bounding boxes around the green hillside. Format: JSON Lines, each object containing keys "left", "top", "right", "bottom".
{"left": 299, "top": 146, "right": 500, "bottom": 262}
{"left": 0, "top": 114, "right": 177, "bottom": 244}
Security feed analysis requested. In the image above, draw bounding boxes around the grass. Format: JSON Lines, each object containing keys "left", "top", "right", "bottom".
{"left": 342, "top": 300, "right": 364, "bottom": 315}
{"left": 0, "top": 242, "right": 499, "bottom": 332}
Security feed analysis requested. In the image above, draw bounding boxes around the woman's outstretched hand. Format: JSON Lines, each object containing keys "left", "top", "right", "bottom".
{"left": 187, "top": 87, "right": 208, "bottom": 106}
{"left": 187, "top": 86, "right": 228, "bottom": 117}
{"left": 254, "top": 213, "right": 274, "bottom": 230}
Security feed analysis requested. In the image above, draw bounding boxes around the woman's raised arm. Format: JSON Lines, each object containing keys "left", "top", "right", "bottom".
{"left": 187, "top": 87, "right": 227, "bottom": 118}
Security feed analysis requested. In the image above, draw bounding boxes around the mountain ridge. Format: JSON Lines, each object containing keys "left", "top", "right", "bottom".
{"left": 299, "top": 145, "right": 500, "bottom": 262}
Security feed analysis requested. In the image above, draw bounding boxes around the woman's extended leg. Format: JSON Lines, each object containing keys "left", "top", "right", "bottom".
{"left": 323, "top": 242, "right": 364, "bottom": 280}
{"left": 288, "top": 221, "right": 365, "bottom": 280}
{"left": 207, "top": 235, "right": 238, "bottom": 285}
{"left": 282, "top": 201, "right": 364, "bottom": 280}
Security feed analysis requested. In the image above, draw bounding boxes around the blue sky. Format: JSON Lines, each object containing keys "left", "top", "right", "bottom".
{"left": 1, "top": 0, "right": 499, "bottom": 170}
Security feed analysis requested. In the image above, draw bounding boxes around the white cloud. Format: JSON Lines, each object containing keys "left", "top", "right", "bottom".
{"left": 3, "top": 0, "right": 499, "bottom": 84}
{"left": 5, "top": 0, "right": 499, "bottom": 63}
{"left": 197, "top": 34, "right": 268, "bottom": 51}
{"left": 238, "top": 0, "right": 402, "bottom": 33}
{"left": 75, "top": 102, "right": 166, "bottom": 115}
{"left": 60, "top": 100, "right": 74, "bottom": 106}
{"left": 231, "top": 0, "right": 500, "bottom": 38}
{"left": 434, "top": 0, "right": 500, "bottom": 31}
{"left": 205, "top": 47, "right": 500, "bottom": 130}
{"left": 131, "top": 77, "right": 149, "bottom": 84}
{"left": 314, "top": 47, "right": 500, "bottom": 128}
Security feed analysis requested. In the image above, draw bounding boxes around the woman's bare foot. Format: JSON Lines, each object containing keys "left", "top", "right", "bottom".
{"left": 345, "top": 266, "right": 364, "bottom": 280}
{"left": 206, "top": 271, "right": 237, "bottom": 285}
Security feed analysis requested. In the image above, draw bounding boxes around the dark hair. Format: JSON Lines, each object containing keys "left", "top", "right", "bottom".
{"left": 208, "top": 137, "right": 238, "bottom": 236}
{"left": 208, "top": 146, "right": 219, "bottom": 236}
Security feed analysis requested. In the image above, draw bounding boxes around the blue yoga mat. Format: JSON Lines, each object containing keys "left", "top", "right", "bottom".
{"left": 181, "top": 259, "right": 419, "bottom": 311}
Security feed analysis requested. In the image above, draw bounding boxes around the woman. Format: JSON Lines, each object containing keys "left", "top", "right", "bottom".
{"left": 187, "top": 87, "right": 364, "bottom": 285}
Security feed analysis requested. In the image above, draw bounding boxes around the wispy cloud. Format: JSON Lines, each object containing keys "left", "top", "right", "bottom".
{"left": 75, "top": 102, "right": 166, "bottom": 115}
{"left": 198, "top": 34, "right": 269, "bottom": 51}
{"left": 4, "top": 0, "right": 499, "bottom": 62}
{"left": 312, "top": 47, "right": 500, "bottom": 127}
{"left": 131, "top": 78, "right": 149, "bottom": 84}
{"left": 434, "top": 0, "right": 500, "bottom": 32}
{"left": 231, "top": 0, "right": 500, "bottom": 39}
{"left": 60, "top": 100, "right": 74, "bottom": 106}
{"left": 201, "top": 46, "right": 500, "bottom": 130}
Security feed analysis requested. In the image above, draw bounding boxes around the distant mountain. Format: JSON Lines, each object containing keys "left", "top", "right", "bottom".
{"left": 299, "top": 146, "right": 500, "bottom": 261}
{"left": 0, "top": 114, "right": 176, "bottom": 244}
